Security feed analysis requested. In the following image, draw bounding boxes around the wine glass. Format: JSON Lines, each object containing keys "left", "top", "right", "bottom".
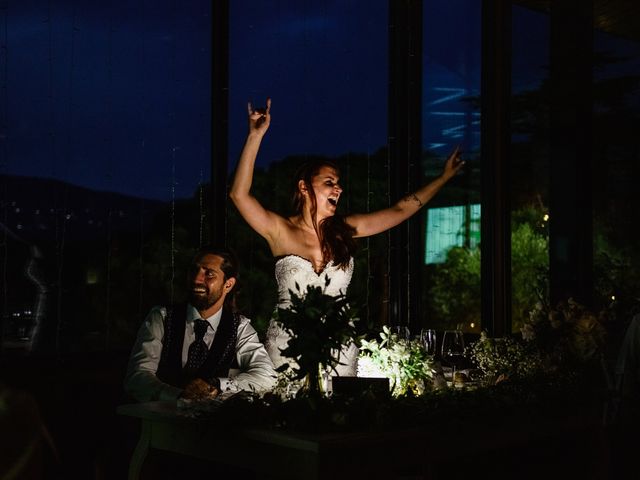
{"left": 391, "top": 325, "right": 410, "bottom": 342}
{"left": 441, "top": 330, "right": 465, "bottom": 385}
{"left": 420, "top": 328, "right": 437, "bottom": 356}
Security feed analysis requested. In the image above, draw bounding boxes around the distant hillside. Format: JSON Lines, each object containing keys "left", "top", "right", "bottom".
{"left": 0, "top": 175, "right": 168, "bottom": 244}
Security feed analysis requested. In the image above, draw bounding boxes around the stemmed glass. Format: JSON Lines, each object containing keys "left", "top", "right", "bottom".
{"left": 441, "top": 330, "right": 465, "bottom": 385}
{"left": 420, "top": 329, "right": 437, "bottom": 356}
{"left": 391, "top": 325, "right": 410, "bottom": 342}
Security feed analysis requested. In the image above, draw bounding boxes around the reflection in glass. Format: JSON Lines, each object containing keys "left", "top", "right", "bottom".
{"left": 420, "top": 328, "right": 437, "bottom": 356}
{"left": 510, "top": 5, "right": 550, "bottom": 334}
{"left": 421, "top": 0, "right": 482, "bottom": 334}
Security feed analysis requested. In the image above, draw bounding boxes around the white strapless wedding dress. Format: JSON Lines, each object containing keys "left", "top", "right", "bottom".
{"left": 264, "top": 254, "right": 359, "bottom": 376}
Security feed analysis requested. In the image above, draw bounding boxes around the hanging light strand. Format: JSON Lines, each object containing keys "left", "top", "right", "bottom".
{"left": 65, "top": 0, "right": 77, "bottom": 182}
{"left": 136, "top": 0, "right": 149, "bottom": 320}
{"left": 103, "top": 1, "right": 115, "bottom": 350}
{"left": 198, "top": 168, "right": 204, "bottom": 247}
{"left": 47, "top": 0, "right": 67, "bottom": 356}
{"left": 385, "top": 117, "right": 392, "bottom": 324}
{"left": 0, "top": 0, "right": 7, "bottom": 173}
{"left": 366, "top": 149, "right": 371, "bottom": 324}
{"left": 168, "top": 0, "right": 178, "bottom": 305}
{"left": 169, "top": 159, "right": 176, "bottom": 305}
{"left": 66, "top": 1, "right": 78, "bottom": 321}
{"left": 0, "top": 0, "right": 8, "bottom": 352}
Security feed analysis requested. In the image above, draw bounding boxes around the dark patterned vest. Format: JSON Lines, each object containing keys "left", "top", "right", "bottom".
{"left": 156, "top": 303, "right": 240, "bottom": 388}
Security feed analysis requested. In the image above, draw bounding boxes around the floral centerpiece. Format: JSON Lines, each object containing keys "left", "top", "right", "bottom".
{"left": 186, "top": 300, "right": 606, "bottom": 430}
{"left": 358, "top": 326, "right": 435, "bottom": 397}
{"left": 467, "top": 298, "right": 609, "bottom": 384}
{"left": 276, "top": 278, "right": 359, "bottom": 396}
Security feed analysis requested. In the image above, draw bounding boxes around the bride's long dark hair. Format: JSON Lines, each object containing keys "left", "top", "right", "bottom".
{"left": 292, "top": 159, "right": 356, "bottom": 269}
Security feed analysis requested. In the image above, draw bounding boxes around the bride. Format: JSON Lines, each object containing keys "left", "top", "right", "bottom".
{"left": 229, "top": 98, "right": 464, "bottom": 375}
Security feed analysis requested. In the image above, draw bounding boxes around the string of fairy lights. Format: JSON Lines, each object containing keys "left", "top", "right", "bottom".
{"left": 136, "top": 0, "right": 148, "bottom": 322}
{"left": 103, "top": 1, "right": 114, "bottom": 349}
{"left": 47, "top": 0, "right": 67, "bottom": 354}
{"left": 0, "top": 0, "right": 8, "bottom": 351}
{"left": 168, "top": 0, "right": 178, "bottom": 307}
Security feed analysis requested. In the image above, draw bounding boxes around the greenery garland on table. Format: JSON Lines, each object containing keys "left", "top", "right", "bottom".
{"left": 204, "top": 371, "right": 604, "bottom": 434}
{"left": 178, "top": 295, "right": 609, "bottom": 436}
{"left": 174, "top": 305, "right": 609, "bottom": 442}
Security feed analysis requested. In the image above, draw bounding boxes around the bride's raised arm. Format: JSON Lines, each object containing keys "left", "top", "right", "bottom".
{"left": 229, "top": 98, "right": 283, "bottom": 244}
{"left": 346, "top": 146, "right": 465, "bottom": 238}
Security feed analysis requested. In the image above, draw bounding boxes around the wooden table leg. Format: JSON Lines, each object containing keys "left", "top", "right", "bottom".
{"left": 128, "top": 421, "right": 151, "bottom": 480}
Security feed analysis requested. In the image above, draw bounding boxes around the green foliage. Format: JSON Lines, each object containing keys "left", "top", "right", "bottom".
{"left": 427, "top": 205, "right": 549, "bottom": 332}
{"left": 593, "top": 222, "right": 640, "bottom": 321}
{"left": 468, "top": 298, "right": 609, "bottom": 385}
{"left": 523, "top": 298, "right": 609, "bottom": 367}
{"left": 276, "top": 278, "right": 359, "bottom": 382}
{"left": 202, "top": 373, "right": 601, "bottom": 435}
{"left": 359, "top": 326, "right": 435, "bottom": 397}
{"left": 425, "top": 200, "right": 637, "bottom": 335}
{"left": 427, "top": 246, "right": 481, "bottom": 330}
{"left": 510, "top": 222, "right": 549, "bottom": 330}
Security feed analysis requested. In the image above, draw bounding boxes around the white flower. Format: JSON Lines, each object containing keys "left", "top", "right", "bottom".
{"left": 358, "top": 331, "right": 434, "bottom": 397}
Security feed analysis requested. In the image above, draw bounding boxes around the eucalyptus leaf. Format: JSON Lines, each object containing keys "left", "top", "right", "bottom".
{"left": 276, "top": 281, "right": 359, "bottom": 382}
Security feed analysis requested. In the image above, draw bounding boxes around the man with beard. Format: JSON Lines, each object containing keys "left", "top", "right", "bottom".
{"left": 124, "top": 245, "right": 276, "bottom": 402}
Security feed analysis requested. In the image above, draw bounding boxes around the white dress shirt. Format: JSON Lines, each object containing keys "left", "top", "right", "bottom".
{"left": 124, "top": 304, "right": 276, "bottom": 402}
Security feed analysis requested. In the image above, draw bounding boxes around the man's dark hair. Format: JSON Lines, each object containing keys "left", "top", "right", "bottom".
{"left": 193, "top": 244, "right": 239, "bottom": 280}
{"left": 192, "top": 244, "right": 240, "bottom": 308}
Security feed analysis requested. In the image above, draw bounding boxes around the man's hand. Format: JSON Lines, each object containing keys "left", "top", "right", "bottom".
{"left": 181, "top": 378, "right": 219, "bottom": 400}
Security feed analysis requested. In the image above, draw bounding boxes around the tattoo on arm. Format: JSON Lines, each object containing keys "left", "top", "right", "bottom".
{"left": 403, "top": 193, "right": 423, "bottom": 208}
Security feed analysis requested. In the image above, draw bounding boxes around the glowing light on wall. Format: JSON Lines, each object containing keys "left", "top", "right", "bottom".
{"left": 425, "top": 204, "right": 481, "bottom": 264}
{"left": 87, "top": 269, "right": 99, "bottom": 285}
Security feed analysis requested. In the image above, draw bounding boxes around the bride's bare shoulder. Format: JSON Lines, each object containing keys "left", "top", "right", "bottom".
{"left": 266, "top": 216, "right": 301, "bottom": 252}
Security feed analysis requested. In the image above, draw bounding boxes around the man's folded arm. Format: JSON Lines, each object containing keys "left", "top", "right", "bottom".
{"left": 124, "top": 307, "right": 183, "bottom": 402}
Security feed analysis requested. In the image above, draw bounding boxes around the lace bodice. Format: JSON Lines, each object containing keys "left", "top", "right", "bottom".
{"left": 274, "top": 255, "right": 354, "bottom": 307}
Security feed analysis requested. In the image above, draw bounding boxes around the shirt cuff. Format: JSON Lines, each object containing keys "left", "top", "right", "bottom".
{"left": 218, "top": 377, "right": 239, "bottom": 393}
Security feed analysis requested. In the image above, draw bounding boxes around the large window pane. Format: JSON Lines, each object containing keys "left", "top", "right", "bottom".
{"left": 593, "top": 29, "right": 640, "bottom": 323}
{"left": 510, "top": 5, "right": 550, "bottom": 333}
{"left": 1, "top": 1, "right": 211, "bottom": 354}
{"left": 227, "top": 1, "right": 388, "bottom": 334}
{"left": 421, "top": 0, "right": 482, "bottom": 333}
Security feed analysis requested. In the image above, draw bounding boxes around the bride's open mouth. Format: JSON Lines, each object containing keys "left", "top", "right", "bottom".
{"left": 328, "top": 196, "right": 338, "bottom": 207}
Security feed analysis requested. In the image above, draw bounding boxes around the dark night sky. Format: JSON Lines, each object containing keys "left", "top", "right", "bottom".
{"left": 3, "top": 0, "right": 389, "bottom": 201}
{"left": 2, "top": 1, "right": 635, "bottom": 201}
{"left": 228, "top": 0, "right": 388, "bottom": 171}
{"left": 3, "top": 0, "right": 212, "bottom": 201}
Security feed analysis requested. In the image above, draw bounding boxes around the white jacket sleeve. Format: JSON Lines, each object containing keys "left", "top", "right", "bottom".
{"left": 230, "top": 317, "right": 277, "bottom": 392}
{"left": 123, "top": 307, "right": 183, "bottom": 402}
